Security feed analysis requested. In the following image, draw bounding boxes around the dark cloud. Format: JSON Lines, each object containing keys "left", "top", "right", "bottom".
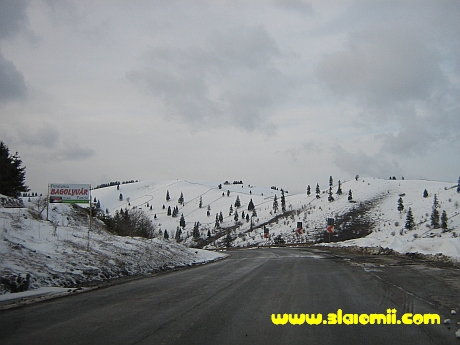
{"left": 0, "top": 0, "right": 29, "bottom": 102}
{"left": 333, "top": 145, "right": 402, "bottom": 179}
{"left": 57, "top": 142, "right": 95, "bottom": 161}
{"left": 315, "top": 1, "right": 460, "bottom": 159}
{"left": 127, "top": 25, "right": 290, "bottom": 132}
{"left": 316, "top": 25, "right": 444, "bottom": 108}
{"left": 0, "top": 52, "right": 27, "bottom": 102}
{"left": 0, "top": 0, "right": 29, "bottom": 40}
{"left": 273, "top": 0, "right": 313, "bottom": 15}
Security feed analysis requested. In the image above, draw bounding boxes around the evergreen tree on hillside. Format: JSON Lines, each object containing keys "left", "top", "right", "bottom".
{"left": 405, "top": 207, "right": 415, "bottom": 230}
{"left": 336, "top": 180, "right": 343, "bottom": 195}
{"left": 329, "top": 176, "right": 333, "bottom": 188}
{"left": 166, "top": 190, "right": 170, "bottom": 201}
{"left": 328, "top": 187, "right": 334, "bottom": 202}
{"left": 273, "top": 195, "right": 279, "bottom": 213}
{"left": 315, "top": 183, "right": 320, "bottom": 199}
{"left": 224, "top": 230, "right": 232, "bottom": 248}
{"left": 348, "top": 189, "right": 353, "bottom": 201}
{"left": 281, "top": 190, "right": 286, "bottom": 213}
{"left": 306, "top": 185, "right": 311, "bottom": 196}
{"left": 164, "top": 230, "right": 169, "bottom": 240}
{"left": 431, "top": 194, "right": 440, "bottom": 228}
{"left": 234, "top": 210, "right": 239, "bottom": 222}
{"left": 234, "top": 195, "right": 241, "bottom": 208}
{"left": 441, "top": 210, "right": 448, "bottom": 231}
{"left": 248, "top": 198, "right": 255, "bottom": 211}
{"left": 199, "top": 196, "right": 203, "bottom": 208}
{"left": 229, "top": 204, "right": 233, "bottom": 216}
{"left": 175, "top": 228, "right": 182, "bottom": 241}
{"left": 457, "top": 177, "right": 460, "bottom": 193}
{"left": 179, "top": 214, "right": 186, "bottom": 228}
{"left": 178, "top": 192, "right": 184, "bottom": 205}
{"left": 219, "top": 211, "right": 224, "bottom": 223}
{"left": 192, "top": 222, "right": 200, "bottom": 239}
{"left": 0, "top": 142, "right": 28, "bottom": 197}
{"left": 397, "top": 197, "right": 404, "bottom": 213}
{"left": 423, "top": 189, "right": 429, "bottom": 198}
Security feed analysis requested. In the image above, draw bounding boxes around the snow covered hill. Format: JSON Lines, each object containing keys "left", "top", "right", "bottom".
{"left": 1, "top": 177, "right": 459, "bottom": 297}
{"left": 0, "top": 194, "right": 225, "bottom": 296}
{"left": 91, "top": 178, "right": 460, "bottom": 260}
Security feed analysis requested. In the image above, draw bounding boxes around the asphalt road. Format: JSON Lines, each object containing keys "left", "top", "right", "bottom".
{"left": 0, "top": 247, "right": 459, "bottom": 344}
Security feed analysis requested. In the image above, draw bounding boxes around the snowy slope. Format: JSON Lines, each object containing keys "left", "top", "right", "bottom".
{"left": 91, "top": 178, "right": 460, "bottom": 260}
{"left": 0, "top": 197, "right": 225, "bottom": 295}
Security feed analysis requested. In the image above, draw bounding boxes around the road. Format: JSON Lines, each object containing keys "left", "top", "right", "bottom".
{"left": 0, "top": 247, "right": 459, "bottom": 344}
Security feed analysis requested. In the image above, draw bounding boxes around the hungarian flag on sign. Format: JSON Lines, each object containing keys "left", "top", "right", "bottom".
{"left": 327, "top": 225, "right": 334, "bottom": 234}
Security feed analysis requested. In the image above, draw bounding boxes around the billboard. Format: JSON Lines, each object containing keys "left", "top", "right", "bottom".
{"left": 49, "top": 184, "right": 91, "bottom": 203}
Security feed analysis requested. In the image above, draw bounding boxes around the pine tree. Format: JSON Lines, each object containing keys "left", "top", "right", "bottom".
{"left": 234, "top": 195, "right": 241, "bottom": 208}
{"left": 329, "top": 176, "right": 333, "bottom": 188}
{"left": 405, "top": 207, "right": 415, "bottom": 230}
{"left": 193, "top": 222, "right": 200, "bottom": 239}
{"left": 219, "top": 211, "right": 224, "bottom": 223}
{"left": 316, "top": 183, "right": 320, "bottom": 199}
{"left": 229, "top": 204, "right": 233, "bottom": 215}
{"left": 431, "top": 194, "right": 440, "bottom": 228}
{"left": 397, "top": 197, "right": 404, "bottom": 213}
{"left": 281, "top": 190, "right": 286, "bottom": 213}
{"left": 273, "top": 195, "right": 279, "bottom": 213}
{"left": 441, "top": 210, "right": 448, "bottom": 231}
{"left": 336, "top": 180, "right": 342, "bottom": 195}
{"left": 234, "top": 210, "right": 239, "bottom": 222}
{"left": 179, "top": 214, "right": 186, "bottom": 228}
{"left": 199, "top": 196, "right": 203, "bottom": 208}
{"left": 0, "top": 142, "right": 28, "bottom": 197}
{"left": 224, "top": 230, "right": 232, "bottom": 248}
{"left": 166, "top": 190, "right": 170, "bottom": 201}
{"left": 457, "top": 177, "right": 460, "bottom": 193}
{"left": 306, "top": 185, "right": 311, "bottom": 196}
{"left": 328, "top": 187, "right": 334, "bottom": 202}
{"left": 423, "top": 189, "right": 429, "bottom": 198}
{"left": 175, "top": 228, "right": 182, "bottom": 241}
{"left": 167, "top": 205, "right": 172, "bottom": 216}
{"left": 178, "top": 192, "right": 184, "bottom": 205}
{"left": 164, "top": 230, "right": 169, "bottom": 240}
{"left": 348, "top": 189, "right": 353, "bottom": 201}
{"left": 248, "top": 198, "right": 255, "bottom": 211}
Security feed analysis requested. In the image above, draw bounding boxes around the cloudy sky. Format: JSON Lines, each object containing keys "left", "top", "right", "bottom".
{"left": 1, "top": 0, "right": 459, "bottom": 194}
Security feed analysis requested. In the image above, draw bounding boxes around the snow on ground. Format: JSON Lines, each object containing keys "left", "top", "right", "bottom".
{"left": 1, "top": 177, "right": 459, "bottom": 297}
{"left": 0, "top": 196, "right": 226, "bottom": 296}
{"left": 91, "top": 178, "right": 459, "bottom": 260}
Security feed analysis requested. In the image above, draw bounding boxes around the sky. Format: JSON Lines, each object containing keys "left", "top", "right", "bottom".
{"left": 1, "top": 0, "right": 459, "bottom": 195}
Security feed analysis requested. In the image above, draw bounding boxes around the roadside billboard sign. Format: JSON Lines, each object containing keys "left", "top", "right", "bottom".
{"left": 49, "top": 184, "right": 91, "bottom": 203}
